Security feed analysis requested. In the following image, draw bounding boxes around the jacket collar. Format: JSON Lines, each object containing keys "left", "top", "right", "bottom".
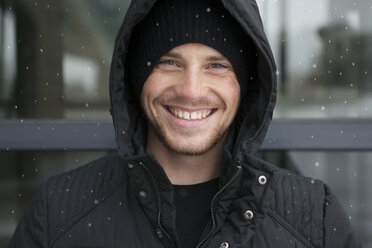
{"left": 121, "top": 152, "right": 276, "bottom": 247}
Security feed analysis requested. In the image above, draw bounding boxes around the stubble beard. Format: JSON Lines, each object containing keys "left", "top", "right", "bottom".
{"left": 147, "top": 116, "right": 230, "bottom": 156}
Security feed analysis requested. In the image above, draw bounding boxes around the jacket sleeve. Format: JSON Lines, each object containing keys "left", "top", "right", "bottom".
{"left": 9, "top": 183, "right": 48, "bottom": 248}
{"left": 323, "top": 185, "right": 361, "bottom": 248}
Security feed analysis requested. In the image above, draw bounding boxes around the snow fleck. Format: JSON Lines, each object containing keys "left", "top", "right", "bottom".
{"left": 310, "top": 179, "right": 315, "bottom": 184}
{"left": 315, "top": 162, "right": 319, "bottom": 167}
{"left": 94, "top": 199, "right": 99, "bottom": 204}
{"left": 147, "top": 61, "right": 151, "bottom": 66}
{"left": 206, "top": 7, "right": 211, "bottom": 12}
{"left": 107, "top": 216, "right": 112, "bottom": 221}
{"left": 195, "top": 14, "right": 199, "bottom": 18}
{"left": 40, "top": 48, "right": 44, "bottom": 53}
{"left": 88, "top": 222, "right": 92, "bottom": 228}
{"left": 85, "top": 103, "right": 89, "bottom": 108}
{"left": 321, "top": 106, "right": 325, "bottom": 111}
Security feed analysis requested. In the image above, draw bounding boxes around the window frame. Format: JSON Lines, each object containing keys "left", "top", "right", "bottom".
{"left": 1, "top": 119, "right": 371, "bottom": 151}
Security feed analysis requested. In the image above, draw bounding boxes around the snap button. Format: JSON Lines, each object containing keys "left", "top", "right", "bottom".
{"left": 139, "top": 191, "right": 147, "bottom": 198}
{"left": 156, "top": 228, "right": 163, "bottom": 238}
{"left": 220, "top": 242, "right": 229, "bottom": 248}
{"left": 127, "top": 163, "right": 134, "bottom": 169}
{"left": 244, "top": 210, "right": 254, "bottom": 220}
{"left": 258, "top": 175, "right": 267, "bottom": 185}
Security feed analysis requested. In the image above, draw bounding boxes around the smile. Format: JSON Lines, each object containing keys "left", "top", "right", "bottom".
{"left": 166, "top": 106, "right": 215, "bottom": 120}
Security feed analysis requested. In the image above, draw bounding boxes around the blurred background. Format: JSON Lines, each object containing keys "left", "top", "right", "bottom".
{"left": 0, "top": 0, "right": 371, "bottom": 246}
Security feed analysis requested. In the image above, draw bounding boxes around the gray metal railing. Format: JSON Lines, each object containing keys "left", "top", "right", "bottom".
{"left": 1, "top": 119, "right": 372, "bottom": 150}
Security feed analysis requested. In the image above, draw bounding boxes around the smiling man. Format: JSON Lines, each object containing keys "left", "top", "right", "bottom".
{"left": 142, "top": 44, "right": 241, "bottom": 185}
{"left": 10, "top": 0, "right": 360, "bottom": 247}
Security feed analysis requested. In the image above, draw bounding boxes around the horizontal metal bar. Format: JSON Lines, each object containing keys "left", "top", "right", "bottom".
{"left": 0, "top": 119, "right": 372, "bottom": 151}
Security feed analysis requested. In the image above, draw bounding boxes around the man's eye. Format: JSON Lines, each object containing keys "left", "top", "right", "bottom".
{"left": 209, "top": 63, "right": 227, "bottom": 69}
{"left": 159, "top": 60, "right": 176, "bottom": 66}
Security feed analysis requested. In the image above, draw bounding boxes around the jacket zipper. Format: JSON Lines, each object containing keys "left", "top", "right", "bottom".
{"left": 195, "top": 165, "right": 242, "bottom": 248}
{"left": 140, "top": 162, "right": 178, "bottom": 248}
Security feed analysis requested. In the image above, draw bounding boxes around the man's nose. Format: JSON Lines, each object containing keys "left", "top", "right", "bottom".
{"left": 175, "top": 69, "right": 205, "bottom": 99}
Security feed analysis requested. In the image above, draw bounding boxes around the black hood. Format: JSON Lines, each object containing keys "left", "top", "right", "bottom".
{"left": 109, "top": 0, "right": 277, "bottom": 162}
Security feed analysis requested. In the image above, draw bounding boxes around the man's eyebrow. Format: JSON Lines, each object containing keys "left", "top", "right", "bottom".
{"left": 162, "top": 52, "right": 228, "bottom": 62}
{"left": 205, "top": 55, "right": 228, "bottom": 61}
{"left": 161, "top": 52, "right": 182, "bottom": 59}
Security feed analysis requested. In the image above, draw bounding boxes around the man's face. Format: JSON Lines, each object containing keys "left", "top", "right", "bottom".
{"left": 141, "top": 43, "right": 241, "bottom": 155}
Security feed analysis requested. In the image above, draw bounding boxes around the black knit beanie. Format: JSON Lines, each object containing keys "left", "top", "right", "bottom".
{"left": 126, "top": 0, "right": 255, "bottom": 100}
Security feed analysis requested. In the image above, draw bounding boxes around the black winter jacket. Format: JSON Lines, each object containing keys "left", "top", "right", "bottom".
{"left": 10, "top": 0, "right": 361, "bottom": 247}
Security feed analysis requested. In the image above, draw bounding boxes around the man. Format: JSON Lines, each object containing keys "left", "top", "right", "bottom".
{"left": 10, "top": 0, "right": 360, "bottom": 247}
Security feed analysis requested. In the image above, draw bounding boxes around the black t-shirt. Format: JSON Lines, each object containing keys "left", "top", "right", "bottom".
{"left": 173, "top": 178, "right": 220, "bottom": 248}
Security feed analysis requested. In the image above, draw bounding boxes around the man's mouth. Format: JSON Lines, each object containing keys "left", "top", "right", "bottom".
{"left": 166, "top": 106, "right": 215, "bottom": 120}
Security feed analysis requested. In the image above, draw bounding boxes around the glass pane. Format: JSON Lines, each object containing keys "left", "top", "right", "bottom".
{"left": 258, "top": 0, "right": 372, "bottom": 118}
{"left": 259, "top": 151, "right": 371, "bottom": 247}
{"left": 1, "top": 0, "right": 372, "bottom": 120}
{"left": 0, "top": 0, "right": 130, "bottom": 120}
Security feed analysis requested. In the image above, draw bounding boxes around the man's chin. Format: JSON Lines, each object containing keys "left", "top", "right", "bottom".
{"left": 160, "top": 133, "right": 227, "bottom": 156}
{"left": 165, "top": 144, "right": 212, "bottom": 156}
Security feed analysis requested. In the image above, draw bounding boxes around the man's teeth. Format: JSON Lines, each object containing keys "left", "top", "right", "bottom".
{"left": 169, "top": 108, "right": 212, "bottom": 120}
